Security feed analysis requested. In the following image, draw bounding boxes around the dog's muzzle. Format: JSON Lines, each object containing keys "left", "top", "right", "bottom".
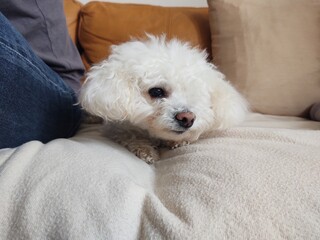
{"left": 174, "top": 111, "right": 196, "bottom": 129}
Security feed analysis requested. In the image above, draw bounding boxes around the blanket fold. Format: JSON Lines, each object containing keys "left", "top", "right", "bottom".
{"left": 0, "top": 115, "right": 319, "bottom": 239}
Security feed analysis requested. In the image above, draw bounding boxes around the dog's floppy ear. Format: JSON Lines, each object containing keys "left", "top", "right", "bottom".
{"left": 79, "top": 57, "right": 139, "bottom": 122}
{"left": 206, "top": 65, "right": 249, "bottom": 129}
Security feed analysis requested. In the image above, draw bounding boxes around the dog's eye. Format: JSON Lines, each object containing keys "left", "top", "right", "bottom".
{"left": 148, "top": 88, "right": 166, "bottom": 98}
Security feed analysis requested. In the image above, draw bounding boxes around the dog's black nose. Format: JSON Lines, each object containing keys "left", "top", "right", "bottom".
{"left": 175, "top": 112, "right": 196, "bottom": 128}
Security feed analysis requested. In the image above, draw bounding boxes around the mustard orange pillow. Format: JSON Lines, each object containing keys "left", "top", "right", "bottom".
{"left": 78, "top": 2, "right": 211, "bottom": 69}
{"left": 207, "top": 0, "right": 320, "bottom": 117}
{"left": 64, "top": 0, "right": 82, "bottom": 45}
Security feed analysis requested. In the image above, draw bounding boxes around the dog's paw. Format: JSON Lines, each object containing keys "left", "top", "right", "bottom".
{"left": 130, "top": 145, "right": 160, "bottom": 164}
{"left": 163, "top": 141, "right": 190, "bottom": 150}
{"left": 127, "top": 144, "right": 160, "bottom": 164}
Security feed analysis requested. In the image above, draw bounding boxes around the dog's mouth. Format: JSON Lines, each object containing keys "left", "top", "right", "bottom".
{"left": 169, "top": 124, "right": 191, "bottom": 135}
{"left": 172, "top": 130, "right": 186, "bottom": 134}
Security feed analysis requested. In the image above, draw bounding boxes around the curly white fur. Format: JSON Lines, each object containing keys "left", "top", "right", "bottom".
{"left": 80, "top": 35, "right": 248, "bottom": 163}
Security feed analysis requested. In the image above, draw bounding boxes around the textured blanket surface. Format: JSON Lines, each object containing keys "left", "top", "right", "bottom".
{"left": 0, "top": 114, "right": 319, "bottom": 240}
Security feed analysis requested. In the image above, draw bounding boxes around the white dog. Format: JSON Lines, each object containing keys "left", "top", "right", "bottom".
{"left": 80, "top": 35, "right": 248, "bottom": 163}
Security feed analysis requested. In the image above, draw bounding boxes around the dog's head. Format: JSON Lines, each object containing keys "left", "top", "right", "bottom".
{"left": 80, "top": 35, "right": 248, "bottom": 142}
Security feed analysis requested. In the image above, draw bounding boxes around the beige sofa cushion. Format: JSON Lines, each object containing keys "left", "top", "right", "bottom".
{"left": 207, "top": 0, "right": 320, "bottom": 117}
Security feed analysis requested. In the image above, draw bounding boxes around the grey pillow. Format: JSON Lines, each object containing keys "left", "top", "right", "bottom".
{"left": 0, "top": 0, "right": 85, "bottom": 93}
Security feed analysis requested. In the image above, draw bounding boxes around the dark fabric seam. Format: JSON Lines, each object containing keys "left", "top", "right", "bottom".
{"left": 34, "top": 0, "right": 59, "bottom": 60}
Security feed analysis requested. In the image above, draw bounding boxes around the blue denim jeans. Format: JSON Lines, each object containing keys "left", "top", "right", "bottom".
{"left": 0, "top": 13, "right": 82, "bottom": 148}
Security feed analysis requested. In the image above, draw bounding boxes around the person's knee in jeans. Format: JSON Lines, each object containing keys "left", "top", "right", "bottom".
{"left": 0, "top": 2, "right": 85, "bottom": 148}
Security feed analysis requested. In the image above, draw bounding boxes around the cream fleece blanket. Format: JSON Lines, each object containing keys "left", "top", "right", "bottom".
{"left": 0, "top": 114, "right": 319, "bottom": 240}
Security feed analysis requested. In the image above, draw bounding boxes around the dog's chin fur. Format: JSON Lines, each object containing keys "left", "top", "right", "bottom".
{"left": 80, "top": 35, "right": 249, "bottom": 163}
